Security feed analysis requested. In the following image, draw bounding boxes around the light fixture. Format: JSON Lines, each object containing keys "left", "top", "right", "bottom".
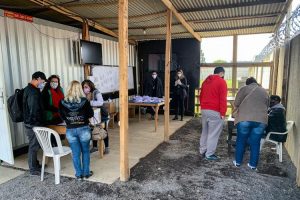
{"left": 143, "top": 28, "right": 146, "bottom": 35}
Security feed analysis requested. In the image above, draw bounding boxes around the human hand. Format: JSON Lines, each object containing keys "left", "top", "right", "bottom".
{"left": 221, "top": 116, "right": 225, "bottom": 120}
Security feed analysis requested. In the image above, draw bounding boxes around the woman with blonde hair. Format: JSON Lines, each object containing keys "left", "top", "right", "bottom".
{"left": 59, "top": 80, "right": 94, "bottom": 180}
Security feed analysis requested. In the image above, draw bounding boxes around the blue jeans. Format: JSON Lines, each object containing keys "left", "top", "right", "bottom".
{"left": 66, "top": 126, "right": 91, "bottom": 177}
{"left": 235, "top": 121, "right": 266, "bottom": 167}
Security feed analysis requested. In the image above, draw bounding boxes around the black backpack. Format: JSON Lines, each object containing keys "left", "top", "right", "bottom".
{"left": 7, "top": 88, "right": 24, "bottom": 122}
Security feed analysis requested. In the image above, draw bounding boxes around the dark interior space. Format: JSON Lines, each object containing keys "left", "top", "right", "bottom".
{"left": 138, "top": 38, "right": 200, "bottom": 115}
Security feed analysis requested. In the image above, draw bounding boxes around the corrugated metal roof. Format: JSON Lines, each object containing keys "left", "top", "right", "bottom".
{"left": 0, "top": 0, "right": 289, "bottom": 40}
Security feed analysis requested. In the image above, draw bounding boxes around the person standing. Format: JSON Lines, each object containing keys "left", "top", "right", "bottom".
{"left": 82, "top": 80, "right": 110, "bottom": 153}
{"left": 233, "top": 77, "right": 269, "bottom": 170}
{"left": 144, "top": 71, "right": 164, "bottom": 119}
{"left": 199, "top": 67, "right": 227, "bottom": 160}
{"left": 23, "top": 71, "right": 47, "bottom": 175}
{"left": 42, "top": 75, "right": 64, "bottom": 125}
{"left": 59, "top": 81, "right": 94, "bottom": 180}
{"left": 173, "top": 69, "right": 188, "bottom": 121}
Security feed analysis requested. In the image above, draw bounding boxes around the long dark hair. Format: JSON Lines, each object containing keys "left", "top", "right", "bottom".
{"left": 81, "top": 79, "right": 96, "bottom": 92}
{"left": 44, "top": 75, "right": 61, "bottom": 90}
{"left": 175, "top": 69, "right": 185, "bottom": 80}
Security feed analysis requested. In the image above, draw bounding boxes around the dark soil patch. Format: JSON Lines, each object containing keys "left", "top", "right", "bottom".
{"left": 0, "top": 118, "right": 300, "bottom": 200}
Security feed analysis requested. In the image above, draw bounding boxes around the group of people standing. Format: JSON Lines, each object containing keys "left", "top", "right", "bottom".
{"left": 23, "top": 71, "right": 109, "bottom": 180}
{"left": 144, "top": 69, "right": 188, "bottom": 121}
{"left": 199, "top": 67, "right": 287, "bottom": 170}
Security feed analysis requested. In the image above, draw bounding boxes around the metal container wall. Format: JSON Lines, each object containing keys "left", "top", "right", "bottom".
{"left": 0, "top": 14, "right": 136, "bottom": 148}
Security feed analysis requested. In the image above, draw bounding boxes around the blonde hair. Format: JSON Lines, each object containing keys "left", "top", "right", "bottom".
{"left": 64, "top": 80, "right": 85, "bottom": 103}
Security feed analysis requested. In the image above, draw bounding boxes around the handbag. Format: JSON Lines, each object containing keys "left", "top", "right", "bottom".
{"left": 232, "top": 85, "right": 258, "bottom": 118}
{"left": 91, "top": 117, "right": 107, "bottom": 140}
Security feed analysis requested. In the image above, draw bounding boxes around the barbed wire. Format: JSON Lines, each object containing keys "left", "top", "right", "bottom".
{"left": 255, "top": 5, "right": 300, "bottom": 61}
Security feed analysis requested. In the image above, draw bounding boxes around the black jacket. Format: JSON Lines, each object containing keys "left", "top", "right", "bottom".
{"left": 23, "top": 83, "right": 44, "bottom": 127}
{"left": 59, "top": 97, "right": 94, "bottom": 129}
{"left": 144, "top": 77, "right": 164, "bottom": 98}
{"left": 266, "top": 104, "right": 287, "bottom": 142}
{"left": 174, "top": 77, "right": 188, "bottom": 98}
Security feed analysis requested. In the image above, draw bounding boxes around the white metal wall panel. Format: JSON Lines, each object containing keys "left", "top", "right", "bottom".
{"left": 0, "top": 15, "right": 136, "bottom": 148}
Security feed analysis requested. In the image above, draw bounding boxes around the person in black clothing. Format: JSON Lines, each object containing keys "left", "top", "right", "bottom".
{"left": 266, "top": 95, "right": 287, "bottom": 142}
{"left": 144, "top": 71, "right": 164, "bottom": 119}
{"left": 23, "top": 71, "right": 47, "bottom": 175}
{"left": 59, "top": 80, "right": 94, "bottom": 180}
{"left": 173, "top": 69, "right": 188, "bottom": 121}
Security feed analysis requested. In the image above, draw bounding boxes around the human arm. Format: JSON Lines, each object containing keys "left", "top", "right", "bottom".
{"left": 85, "top": 100, "right": 94, "bottom": 119}
{"left": 28, "top": 93, "right": 44, "bottom": 126}
{"left": 90, "top": 90, "right": 104, "bottom": 107}
{"left": 219, "top": 80, "right": 228, "bottom": 117}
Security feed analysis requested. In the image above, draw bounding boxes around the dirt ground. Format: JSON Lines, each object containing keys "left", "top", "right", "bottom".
{"left": 0, "top": 118, "right": 300, "bottom": 200}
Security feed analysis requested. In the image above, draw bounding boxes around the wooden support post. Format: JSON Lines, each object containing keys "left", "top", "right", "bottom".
{"left": 164, "top": 9, "right": 172, "bottom": 141}
{"left": 118, "top": 0, "right": 129, "bottom": 182}
{"left": 232, "top": 35, "right": 238, "bottom": 95}
{"left": 82, "top": 20, "right": 90, "bottom": 79}
{"left": 272, "top": 48, "right": 280, "bottom": 94}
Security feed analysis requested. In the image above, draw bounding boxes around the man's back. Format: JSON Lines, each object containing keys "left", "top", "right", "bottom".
{"left": 23, "top": 83, "right": 43, "bottom": 127}
{"left": 200, "top": 75, "right": 227, "bottom": 117}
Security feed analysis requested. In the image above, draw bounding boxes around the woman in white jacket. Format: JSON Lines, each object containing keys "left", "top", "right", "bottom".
{"left": 82, "top": 80, "right": 110, "bottom": 154}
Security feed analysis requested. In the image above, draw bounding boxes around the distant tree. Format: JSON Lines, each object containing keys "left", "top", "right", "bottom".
{"left": 213, "top": 59, "right": 227, "bottom": 63}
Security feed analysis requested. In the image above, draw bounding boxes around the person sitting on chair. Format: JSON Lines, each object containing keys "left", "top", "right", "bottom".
{"left": 266, "top": 95, "right": 287, "bottom": 142}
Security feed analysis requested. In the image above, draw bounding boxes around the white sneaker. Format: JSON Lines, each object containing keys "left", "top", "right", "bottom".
{"left": 247, "top": 163, "right": 257, "bottom": 171}
{"left": 233, "top": 160, "right": 241, "bottom": 167}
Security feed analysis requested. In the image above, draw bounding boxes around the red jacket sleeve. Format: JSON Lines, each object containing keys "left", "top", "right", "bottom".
{"left": 219, "top": 80, "right": 228, "bottom": 117}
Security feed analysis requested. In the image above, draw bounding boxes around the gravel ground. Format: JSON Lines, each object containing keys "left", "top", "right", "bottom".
{"left": 0, "top": 118, "right": 299, "bottom": 200}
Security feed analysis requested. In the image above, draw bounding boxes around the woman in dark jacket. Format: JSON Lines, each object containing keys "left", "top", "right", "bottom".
{"left": 173, "top": 69, "right": 188, "bottom": 121}
{"left": 59, "top": 80, "right": 94, "bottom": 180}
{"left": 41, "top": 75, "right": 64, "bottom": 125}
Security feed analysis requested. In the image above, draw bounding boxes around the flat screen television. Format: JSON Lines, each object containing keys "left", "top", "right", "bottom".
{"left": 80, "top": 40, "right": 102, "bottom": 65}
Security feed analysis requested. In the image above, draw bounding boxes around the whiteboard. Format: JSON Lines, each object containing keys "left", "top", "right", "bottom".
{"left": 90, "top": 66, "right": 134, "bottom": 94}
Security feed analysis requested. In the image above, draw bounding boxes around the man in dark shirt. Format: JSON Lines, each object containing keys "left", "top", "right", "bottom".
{"left": 23, "top": 71, "right": 47, "bottom": 175}
{"left": 266, "top": 95, "right": 287, "bottom": 142}
{"left": 144, "top": 71, "right": 164, "bottom": 119}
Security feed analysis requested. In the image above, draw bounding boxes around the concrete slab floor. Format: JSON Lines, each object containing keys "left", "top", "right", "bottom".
{"left": 0, "top": 165, "right": 24, "bottom": 185}
{"left": 7, "top": 115, "right": 192, "bottom": 184}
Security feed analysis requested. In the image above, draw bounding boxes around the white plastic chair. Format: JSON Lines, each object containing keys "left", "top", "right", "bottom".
{"left": 33, "top": 127, "right": 71, "bottom": 184}
{"left": 260, "top": 121, "right": 294, "bottom": 162}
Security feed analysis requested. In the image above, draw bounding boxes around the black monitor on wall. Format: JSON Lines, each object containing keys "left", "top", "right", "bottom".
{"left": 80, "top": 40, "right": 102, "bottom": 65}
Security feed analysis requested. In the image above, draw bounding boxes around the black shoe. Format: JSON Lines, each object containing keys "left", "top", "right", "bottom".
{"left": 104, "top": 147, "right": 110, "bottom": 154}
{"left": 172, "top": 116, "right": 178, "bottom": 120}
{"left": 180, "top": 117, "right": 183, "bottom": 121}
{"left": 84, "top": 171, "right": 93, "bottom": 179}
{"left": 76, "top": 175, "right": 83, "bottom": 181}
{"left": 30, "top": 171, "right": 41, "bottom": 176}
{"left": 90, "top": 147, "right": 98, "bottom": 153}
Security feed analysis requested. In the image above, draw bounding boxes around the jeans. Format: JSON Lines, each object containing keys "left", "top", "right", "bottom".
{"left": 25, "top": 127, "right": 41, "bottom": 173}
{"left": 235, "top": 121, "right": 266, "bottom": 167}
{"left": 66, "top": 126, "right": 91, "bottom": 177}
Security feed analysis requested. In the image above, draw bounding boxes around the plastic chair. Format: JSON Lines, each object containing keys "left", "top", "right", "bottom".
{"left": 260, "top": 121, "right": 294, "bottom": 162}
{"left": 33, "top": 127, "right": 71, "bottom": 184}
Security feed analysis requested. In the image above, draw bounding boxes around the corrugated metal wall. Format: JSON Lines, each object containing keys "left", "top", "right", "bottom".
{"left": 284, "top": 34, "right": 300, "bottom": 186}
{"left": 0, "top": 13, "right": 136, "bottom": 148}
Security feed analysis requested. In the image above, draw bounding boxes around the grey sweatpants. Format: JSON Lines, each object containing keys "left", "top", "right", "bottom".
{"left": 199, "top": 110, "right": 224, "bottom": 157}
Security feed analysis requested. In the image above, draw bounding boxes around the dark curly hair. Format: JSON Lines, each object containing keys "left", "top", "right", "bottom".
{"left": 81, "top": 79, "right": 96, "bottom": 92}
{"left": 44, "top": 74, "right": 61, "bottom": 90}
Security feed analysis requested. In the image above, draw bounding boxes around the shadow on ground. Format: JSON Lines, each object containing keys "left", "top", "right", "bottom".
{"left": 1, "top": 118, "right": 300, "bottom": 200}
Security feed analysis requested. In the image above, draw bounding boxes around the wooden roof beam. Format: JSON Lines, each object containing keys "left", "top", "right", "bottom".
{"left": 28, "top": 0, "right": 136, "bottom": 44}
{"left": 29, "top": 0, "right": 118, "bottom": 37}
{"left": 178, "top": 0, "right": 286, "bottom": 13}
{"left": 160, "top": 0, "right": 201, "bottom": 41}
